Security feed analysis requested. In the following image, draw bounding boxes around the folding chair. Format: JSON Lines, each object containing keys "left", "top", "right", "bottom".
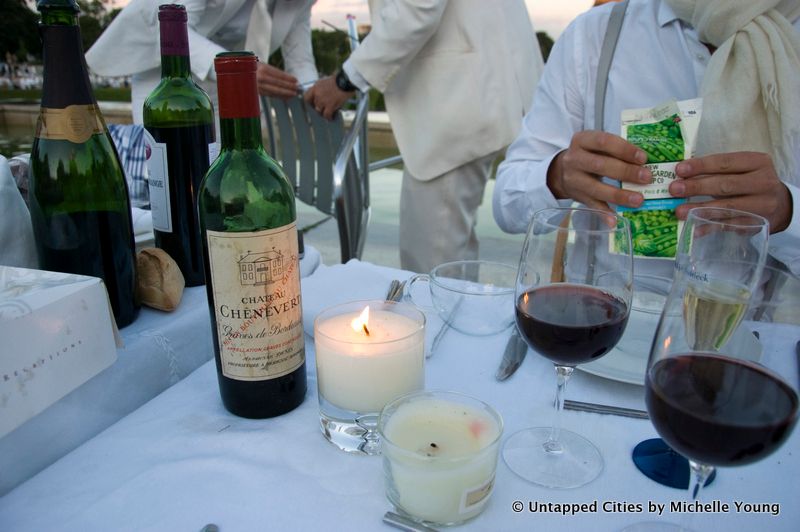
{"left": 261, "top": 92, "right": 401, "bottom": 263}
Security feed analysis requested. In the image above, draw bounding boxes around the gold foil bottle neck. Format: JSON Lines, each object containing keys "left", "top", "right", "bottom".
{"left": 36, "top": 104, "right": 105, "bottom": 143}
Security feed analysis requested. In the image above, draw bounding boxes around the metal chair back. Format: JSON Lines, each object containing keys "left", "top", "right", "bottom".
{"left": 262, "top": 92, "right": 372, "bottom": 262}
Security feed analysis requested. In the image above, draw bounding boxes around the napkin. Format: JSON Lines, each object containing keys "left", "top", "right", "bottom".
{"left": 298, "top": 245, "right": 321, "bottom": 279}
{"left": 0, "top": 155, "right": 37, "bottom": 269}
{"left": 300, "top": 260, "right": 414, "bottom": 336}
{"left": 131, "top": 207, "right": 154, "bottom": 244}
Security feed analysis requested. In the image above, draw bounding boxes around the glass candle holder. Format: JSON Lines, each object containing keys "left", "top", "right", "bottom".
{"left": 378, "top": 390, "right": 503, "bottom": 527}
{"left": 314, "top": 299, "right": 425, "bottom": 455}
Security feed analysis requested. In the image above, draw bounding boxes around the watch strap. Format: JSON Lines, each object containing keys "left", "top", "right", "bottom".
{"left": 335, "top": 69, "right": 359, "bottom": 92}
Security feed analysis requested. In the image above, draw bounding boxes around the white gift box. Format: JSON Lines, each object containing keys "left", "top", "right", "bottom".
{"left": 0, "top": 266, "right": 119, "bottom": 438}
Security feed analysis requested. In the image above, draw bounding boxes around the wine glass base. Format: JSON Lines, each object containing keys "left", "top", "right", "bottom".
{"left": 631, "top": 438, "right": 715, "bottom": 490}
{"left": 502, "top": 427, "right": 603, "bottom": 488}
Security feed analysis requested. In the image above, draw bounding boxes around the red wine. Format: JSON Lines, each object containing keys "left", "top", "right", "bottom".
{"left": 146, "top": 124, "right": 214, "bottom": 286}
{"left": 144, "top": 5, "right": 215, "bottom": 287}
{"left": 32, "top": 210, "right": 139, "bottom": 327}
{"left": 647, "top": 354, "right": 798, "bottom": 467}
{"left": 515, "top": 284, "right": 629, "bottom": 366}
{"left": 198, "top": 53, "right": 306, "bottom": 419}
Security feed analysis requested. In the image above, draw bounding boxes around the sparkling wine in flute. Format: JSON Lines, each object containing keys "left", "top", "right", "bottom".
{"left": 683, "top": 281, "right": 749, "bottom": 352}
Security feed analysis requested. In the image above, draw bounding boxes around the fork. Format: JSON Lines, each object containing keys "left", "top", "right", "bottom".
{"left": 386, "top": 280, "right": 406, "bottom": 302}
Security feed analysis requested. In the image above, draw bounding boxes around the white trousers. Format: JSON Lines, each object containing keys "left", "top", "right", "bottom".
{"left": 399, "top": 152, "right": 498, "bottom": 273}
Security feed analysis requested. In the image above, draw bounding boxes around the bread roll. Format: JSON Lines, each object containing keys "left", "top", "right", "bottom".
{"left": 136, "top": 248, "right": 185, "bottom": 311}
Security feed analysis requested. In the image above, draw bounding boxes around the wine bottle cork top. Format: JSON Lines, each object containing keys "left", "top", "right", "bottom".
{"left": 158, "top": 4, "right": 187, "bottom": 22}
{"left": 215, "top": 52, "right": 259, "bottom": 119}
{"left": 214, "top": 52, "right": 258, "bottom": 74}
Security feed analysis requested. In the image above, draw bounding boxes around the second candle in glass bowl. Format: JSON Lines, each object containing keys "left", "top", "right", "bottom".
{"left": 314, "top": 300, "right": 426, "bottom": 455}
{"left": 378, "top": 390, "right": 503, "bottom": 527}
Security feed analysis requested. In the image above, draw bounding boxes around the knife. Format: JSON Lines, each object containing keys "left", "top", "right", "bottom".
{"left": 495, "top": 327, "right": 528, "bottom": 381}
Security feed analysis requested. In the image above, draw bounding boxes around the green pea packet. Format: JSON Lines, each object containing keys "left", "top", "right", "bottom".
{"left": 618, "top": 98, "right": 702, "bottom": 259}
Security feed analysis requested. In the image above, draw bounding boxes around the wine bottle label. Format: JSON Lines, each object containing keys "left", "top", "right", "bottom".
{"left": 36, "top": 105, "right": 105, "bottom": 144}
{"left": 206, "top": 223, "right": 305, "bottom": 381}
{"left": 142, "top": 129, "right": 173, "bottom": 232}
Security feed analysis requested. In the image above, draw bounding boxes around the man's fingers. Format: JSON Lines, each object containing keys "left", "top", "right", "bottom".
{"left": 565, "top": 148, "right": 650, "bottom": 185}
{"left": 676, "top": 152, "right": 770, "bottom": 177}
{"left": 573, "top": 130, "right": 648, "bottom": 164}
{"left": 670, "top": 172, "right": 759, "bottom": 198}
{"left": 568, "top": 172, "right": 644, "bottom": 210}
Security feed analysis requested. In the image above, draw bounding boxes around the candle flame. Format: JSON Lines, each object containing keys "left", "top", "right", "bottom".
{"left": 351, "top": 305, "right": 371, "bottom": 336}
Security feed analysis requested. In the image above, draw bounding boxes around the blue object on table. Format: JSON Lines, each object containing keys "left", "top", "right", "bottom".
{"left": 632, "top": 438, "right": 716, "bottom": 490}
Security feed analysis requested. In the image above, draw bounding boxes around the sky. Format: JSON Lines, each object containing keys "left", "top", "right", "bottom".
{"left": 310, "top": 0, "right": 596, "bottom": 40}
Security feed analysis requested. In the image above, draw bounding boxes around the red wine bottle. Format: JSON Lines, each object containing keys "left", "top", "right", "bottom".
{"left": 198, "top": 52, "right": 306, "bottom": 418}
{"left": 29, "top": 0, "right": 139, "bottom": 327}
{"left": 143, "top": 4, "right": 216, "bottom": 287}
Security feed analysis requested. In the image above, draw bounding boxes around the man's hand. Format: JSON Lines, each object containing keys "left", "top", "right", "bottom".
{"left": 547, "top": 130, "right": 651, "bottom": 212}
{"left": 303, "top": 76, "right": 353, "bottom": 120}
{"left": 670, "top": 152, "right": 792, "bottom": 234}
{"left": 256, "top": 63, "right": 299, "bottom": 99}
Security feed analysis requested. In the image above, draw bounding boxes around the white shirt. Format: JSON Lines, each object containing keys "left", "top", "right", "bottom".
{"left": 493, "top": 0, "right": 800, "bottom": 273}
{"left": 209, "top": 0, "right": 257, "bottom": 53}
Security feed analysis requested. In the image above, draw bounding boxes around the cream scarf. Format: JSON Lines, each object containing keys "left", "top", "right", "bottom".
{"left": 665, "top": 0, "right": 800, "bottom": 183}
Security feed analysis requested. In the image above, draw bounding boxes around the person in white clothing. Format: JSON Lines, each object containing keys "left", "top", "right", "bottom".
{"left": 493, "top": 0, "right": 800, "bottom": 273}
{"left": 86, "top": 0, "right": 318, "bottom": 124}
{"left": 303, "top": 0, "right": 543, "bottom": 273}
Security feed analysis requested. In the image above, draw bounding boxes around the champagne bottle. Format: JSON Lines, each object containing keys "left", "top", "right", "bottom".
{"left": 29, "top": 0, "right": 139, "bottom": 327}
{"left": 143, "top": 4, "right": 215, "bottom": 287}
{"left": 199, "top": 52, "right": 306, "bottom": 418}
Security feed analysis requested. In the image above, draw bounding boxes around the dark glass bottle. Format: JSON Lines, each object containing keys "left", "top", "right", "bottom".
{"left": 198, "top": 52, "right": 306, "bottom": 418}
{"left": 29, "top": 0, "right": 139, "bottom": 327}
{"left": 143, "top": 4, "right": 215, "bottom": 286}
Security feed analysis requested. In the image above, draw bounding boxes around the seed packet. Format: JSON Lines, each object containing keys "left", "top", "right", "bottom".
{"left": 617, "top": 98, "right": 702, "bottom": 259}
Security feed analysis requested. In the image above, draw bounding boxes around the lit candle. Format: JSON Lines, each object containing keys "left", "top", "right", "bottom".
{"left": 379, "top": 391, "right": 503, "bottom": 526}
{"left": 315, "top": 301, "right": 425, "bottom": 414}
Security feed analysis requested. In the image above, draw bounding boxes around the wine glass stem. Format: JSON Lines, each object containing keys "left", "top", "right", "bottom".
{"left": 545, "top": 365, "right": 574, "bottom": 454}
{"left": 688, "top": 460, "right": 715, "bottom": 500}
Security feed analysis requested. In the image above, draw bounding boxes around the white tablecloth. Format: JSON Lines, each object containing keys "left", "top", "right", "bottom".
{"left": 1, "top": 260, "right": 797, "bottom": 531}
{"left": 0, "top": 247, "right": 321, "bottom": 495}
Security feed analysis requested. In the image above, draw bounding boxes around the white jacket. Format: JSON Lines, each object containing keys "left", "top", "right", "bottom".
{"left": 346, "top": 0, "right": 543, "bottom": 180}
{"left": 85, "top": 0, "right": 317, "bottom": 84}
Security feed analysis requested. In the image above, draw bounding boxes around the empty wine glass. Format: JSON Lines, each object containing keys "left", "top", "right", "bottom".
{"left": 503, "top": 207, "right": 633, "bottom": 488}
{"left": 643, "top": 207, "right": 797, "bottom": 504}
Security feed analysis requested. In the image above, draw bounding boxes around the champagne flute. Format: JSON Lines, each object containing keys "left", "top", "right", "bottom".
{"left": 503, "top": 207, "right": 633, "bottom": 488}
{"left": 642, "top": 207, "right": 798, "bottom": 504}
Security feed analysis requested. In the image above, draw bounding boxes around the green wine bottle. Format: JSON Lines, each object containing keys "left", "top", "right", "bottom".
{"left": 143, "top": 4, "right": 215, "bottom": 287}
{"left": 199, "top": 52, "right": 306, "bottom": 418}
{"left": 29, "top": 0, "right": 139, "bottom": 328}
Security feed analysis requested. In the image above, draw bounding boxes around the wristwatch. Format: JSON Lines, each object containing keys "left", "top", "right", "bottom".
{"left": 335, "top": 69, "right": 359, "bottom": 93}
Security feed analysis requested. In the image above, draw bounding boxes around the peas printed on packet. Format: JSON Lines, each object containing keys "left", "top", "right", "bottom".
{"left": 617, "top": 99, "right": 702, "bottom": 259}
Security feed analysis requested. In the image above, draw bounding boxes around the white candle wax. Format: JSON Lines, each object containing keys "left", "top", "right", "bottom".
{"left": 315, "top": 308, "right": 424, "bottom": 413}
{"left": 381, "top": 396, "right": 502, "bottom": 525}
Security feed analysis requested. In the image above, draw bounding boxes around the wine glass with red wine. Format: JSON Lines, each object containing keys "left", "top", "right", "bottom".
{"left": 502, "top": 207, "right": 633, "bottom": 488}
{"left": 643, "top": 207, "right": 798, "bottom": 502}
